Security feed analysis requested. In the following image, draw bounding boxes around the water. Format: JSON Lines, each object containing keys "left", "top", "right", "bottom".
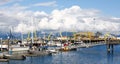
{"left": 1, "top": 45, "right": 120, "bottom": 64}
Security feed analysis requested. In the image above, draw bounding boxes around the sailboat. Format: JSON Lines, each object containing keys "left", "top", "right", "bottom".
{"left": 27, "top": 18, "right": 52, "bottom": 56}
{"left": 3, "top": 27, "right": 26, "bottom": 60}
{"left": 0, "top": 38, "right": 9, "bottom": 62}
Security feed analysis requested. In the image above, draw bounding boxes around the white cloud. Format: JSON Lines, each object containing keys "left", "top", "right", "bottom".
{"left": 0, "top": 0, "right": 11, "bottom": 5}
{"left": 34, "top": 1, "right": 57, "bottom": 7}
{"left": 0, "top": 0, "right": 23, "bottom": 5}
{"left": 34, "top": 11, "right": 48, "bottom": 17}
{"left": 0, "top": 5, "right": 120, "bottom": 34}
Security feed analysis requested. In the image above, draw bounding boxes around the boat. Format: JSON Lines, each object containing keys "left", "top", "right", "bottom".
{"left": 27, "top": 50, "right": 52, "bottom": 56}
{"left": 10, "top": 45, "right": 29, "bottom": 52}
{"left": 0, "top": 59, "right": 9, "bottom": 62}
{"left": 47, "top": 46, "right": 58, "bottom": 53}
{"left": 3, "top": 54, "right": 26, "bottom": 60}
{"left": 0, "top": 54, "right": 9, "bottom": 62}
{"left": 0, "top": 44, "right": 8, "bottom": 51}
{"left": 59, "top": 45, "right": 77, "bottom": 51}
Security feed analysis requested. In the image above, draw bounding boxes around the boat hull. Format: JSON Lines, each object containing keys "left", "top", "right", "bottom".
{"left": 27, "top": 50, "right": 52, "bottom": 56}
{"left": 3, "top": 54, "right": 26, "bottom": 60}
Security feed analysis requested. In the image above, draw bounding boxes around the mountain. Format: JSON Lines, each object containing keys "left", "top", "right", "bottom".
{"left": 0, "top": 31, "right": 74, "bottom": 40}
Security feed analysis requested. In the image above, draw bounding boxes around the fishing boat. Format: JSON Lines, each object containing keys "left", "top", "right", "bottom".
{"left": 0, "top": 53, "right": 9, "bottom": 62}
{"left": 47, "top": 46, "right": 58, "bottom": 53}
{"left": 3, "top": 54, "right": 26, "bottom": 60}
{"left": 27, "top": 50, "right": 52, "bottom": 56}
{"left": 59, "top": 43, "right": 77, "bottom": 51}
{"left": 10, "top": 45, "right": 29, "bottom": 51}
{"left": 0, "top": 59, "right": 9, "bottom": 62}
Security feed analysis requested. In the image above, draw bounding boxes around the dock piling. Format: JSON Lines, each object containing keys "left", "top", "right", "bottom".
{"left": 107, "top": 44, "right": 114, "bottom": 53}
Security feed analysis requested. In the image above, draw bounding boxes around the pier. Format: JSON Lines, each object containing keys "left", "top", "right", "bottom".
{"left": 105, "top": 39, "right": 120, "bottom": 53}
{"left": 46, "top": 38, "right": 120, "bottom": 53}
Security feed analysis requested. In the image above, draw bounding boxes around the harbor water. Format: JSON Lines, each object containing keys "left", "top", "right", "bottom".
{"left": 1, "top": 45, "right": 120, "bottom": 64}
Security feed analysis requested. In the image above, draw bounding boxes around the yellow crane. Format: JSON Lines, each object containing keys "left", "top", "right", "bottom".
{"left": 104, "top": 32, "right": 117, "bottom": 40}
{"left": 48, "top": 32, "right": 53, "bottom": 40}
{"left": 87, "top": 32, "right": 92, "bottom": 39}
{"left": 27, "top": 32, "right": 31, "bottom": 41}
{"left": 27, "top": 31, "right": 38, "bottom": 41}
{"left": 34, "top": 31, "right": 38, "bottom": 41}
{"left": 104, "top": 32, "right": 110, "bottom": 40}
{"left": 34, "top": 31, "right": 37, "bottom": 38}
{"left": 59, "top": 31, "right": 62, "bottom": 37}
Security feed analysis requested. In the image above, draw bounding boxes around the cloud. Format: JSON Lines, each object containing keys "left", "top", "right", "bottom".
{"left": 34, "top": 1, "right": 57, "bottom": 7}
{"left": 36, "top": 6, "right": 120, "bottom": 32}
{"left": 0, "top": 0, "right": 23, "bottom": 5}
{"left": 0, "top": 0, "right": 11, "bottom": 5}
{"left": 0, "top": 5, "right": 120, "bottom": 34}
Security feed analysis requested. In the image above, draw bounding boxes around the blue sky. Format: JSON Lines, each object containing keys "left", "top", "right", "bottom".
{"left": 1, "top": 0, "right": 120, "bottom": 17}
{"left": 23, "top": 0, "right": 120, "bottom": 17}
{"left": 0, "top": 0, "right": 120, "bottom": 33}
{"left": 32, "top": 0, "right": 118, "bottom": 17}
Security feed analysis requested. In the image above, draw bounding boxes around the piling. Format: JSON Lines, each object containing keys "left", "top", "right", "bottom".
{"left": 107, "top": 44, "right": 114, "bottom": 53}
{"left": 107, "top": 44, "right": 111, "bottom": 53}
{"left": 111, "top": 44, "right": 114, "bottom": 53}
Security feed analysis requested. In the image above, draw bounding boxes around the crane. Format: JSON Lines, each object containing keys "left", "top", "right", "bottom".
{"left": 47, "top": 32, "right": 53, "bottom": 40}
{"left": 27, "top": 32, "right": 31, "bottom": 41}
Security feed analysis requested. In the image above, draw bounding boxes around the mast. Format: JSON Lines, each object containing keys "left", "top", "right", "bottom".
{"left": 21, "top": 21, "right": 23, "bottom": 44}
{"left": 34, "top": 31, "right": 37, "bottom": 38}
{"left": 7, "top": 36, "right": 10, "bottom": 54}
{"left": 43, "top": 31, "right": 46, "bottom": 43}
{"left": 59, "top": 28, "right": 62, "bottom": 48}
{"left": 8, "top": 26, "right": 12, "bottom": 54}
{"left": 0, "top": 38, "right": 2, "bottom": 52}
{"left": 29, "top": 17, "right": 34, "bottom": 49}
{"left": 31, "top": 17, "right": 34, "bottom": 44}
{"left": 21, "top": 32, "right": 23, "bottom": 43}
{"left": 66, "top": 31, "right": 68, "bottom": 42}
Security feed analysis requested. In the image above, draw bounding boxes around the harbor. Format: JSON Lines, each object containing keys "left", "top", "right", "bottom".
{"left": 1, "top": 45, "right": 120, "bottom": 64}
{"left": 0, "top": 0, "right": 120, "bottom": 64}
{"left": 0, "top": 31, "right": 120, "bottom": 62}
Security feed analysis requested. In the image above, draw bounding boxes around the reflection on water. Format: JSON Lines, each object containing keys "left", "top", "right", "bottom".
{"left": 1, "top": 45, "right": 120, "bottom": 64}
{"left": 107, "top": 52, "right": 113, "bottom": 64}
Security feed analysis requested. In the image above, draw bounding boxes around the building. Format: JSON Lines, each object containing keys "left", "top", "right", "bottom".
{"left": 73, "top": 32, "right": 95, "bottom": 40}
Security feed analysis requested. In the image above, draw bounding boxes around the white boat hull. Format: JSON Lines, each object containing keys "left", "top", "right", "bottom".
{"left": 11, "top": 47, "right": 29, "bottom": 52}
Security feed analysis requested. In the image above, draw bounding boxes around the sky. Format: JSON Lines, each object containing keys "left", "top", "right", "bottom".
{"left": 0, "top": 0, "right": 120, "bottom": 34}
